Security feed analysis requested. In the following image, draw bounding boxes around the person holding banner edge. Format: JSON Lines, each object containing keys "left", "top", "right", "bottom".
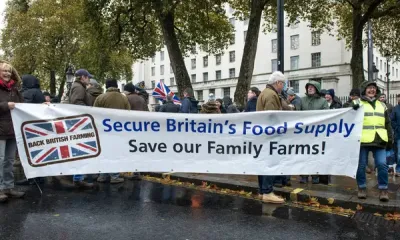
{"left": 352, "top": 81, "right": 392, "bottom": 201}
{"left": 255, "top": 71, "right": 286, "bottom": 204}
{"left": 0, "top": 61, "right": 25, "bottom": 202}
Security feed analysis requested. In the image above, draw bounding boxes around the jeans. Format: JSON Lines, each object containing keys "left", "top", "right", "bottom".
{"left": 0, "top": 139, "right": 17, "bottom": 190}
{"left": 357, "top": 146, "right": 388, "bottom": 190}
{"left": 100, "top": 173, "right": 120, "bottom": 180}
{"left": 397, "top": 141, "right": 400, "bottom": 173}
{"left": 258, "top": 175, "right": 274, "bottom": 194}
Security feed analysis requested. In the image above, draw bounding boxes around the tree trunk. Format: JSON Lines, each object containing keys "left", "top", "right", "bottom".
{"left": 234, "top": 0, "right": 267, "bottom": 107}
{"left": 57, "top": 79, "right": 65, "bottom": 101}
{"left": 50, "top": 69, "right": 56, "bottom": 96}
{"left": 157, "top": 10, "right": 192, "bottom": 99}
{"left": 350, "top": 9, "right": 365, "bottom": 88}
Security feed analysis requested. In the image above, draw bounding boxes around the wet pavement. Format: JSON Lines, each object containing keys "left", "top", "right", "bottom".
{"left": 1, "top": 179, "right": 399, "bottom": 240}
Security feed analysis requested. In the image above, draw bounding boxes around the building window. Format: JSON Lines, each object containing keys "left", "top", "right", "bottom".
{"left": 197, "top": 90, "right": 203, "bottom": 101}
{"left": 244, "top": 18, "right": 249, "bottom": 26}
{"left": 272, "top": 39, "right": 277, "bottom": 53}
{"left": 290, "top": 35, "right": 299, "bottom": 50}
{"left": 380, "top": 60, "right": 382, "bottom": 70}
{"left": 170, "top": 65, "right": 173, "bottom": 73}
{"left": 289, "top": 80, "right": 300, "bottom": 93}
{"left": 216, "top": 54, "right": 221, "bottom": 65}
{"left": 191, "top": 58, "right": 196, "bottom": 69}
{"left": 203, "top": 72, "right": 208, "bottom": 82}
{"left": 191, "top": 74, "right": 196, "bottom": 83}
{"left": 229, "top": 51, "right": 235, "bottom": 62}
{"left": 244, "top": 31, "right": 247, "bottom": 42}
{"left": 290, "top": 56, "right": 299, "bottom": 70}
{"left": 160, "top": 51, "right": 164, "bottom": 61}
{"left": 209, "top": 89, "right": 215, "bottom": 95}
{"left": 397, "top": 69, "right": 399, "bottom": 78}
{"left": 152, "top": 55, "right": 155, "bottom": 63}
{"left": 223, "top": 87, "right": 230, "bottom": 97}
{"left": 380, "top": 74, "right": 382, "bottom": 80}
{"left": 190, "top": 45, "right": 197, "bottom": 54}
{"left": 170, "top": 77, "right": 175, "bottom": 86}
{"left": 151, "top": 67, "right": 155, "bottom": 76}
{"left": 216, "top": 70, "right": 222, "bottom": 80}
{"left": 229, "top": 17, "right": 235, "bottom": 27}
{"left": 392, "top": 67, "right": 394, "bottom": 75}
{"left": 230, "top": 36, "right": 235, "bottom": 45}
{"left": 160, "top": 65, "right": 164, "bottom": 75}
{"left": 229, "top": 68, "right": 235, "bottom": 78}
{"left": 290, "top": 17, "right": 299, "bottom": 29}
{"left": 203, "top": 56, "right": 208, "bottom": 67}
{"left": 375, "top": 57, "right": 378, "bottom": 65}
{"left": 311, "top": 52, "right": 321, "bottom": 68}
{"left": 271, "top": 59, "right": 278, "bottom": 72}
{"left": 384, "top": 63, "right": 387, "bottom": 72}
{"left": 311, "top": 31, "right": 321, "bottom": 46}
{"left": 151, "top": 80, "right": 155, "bottom": 89}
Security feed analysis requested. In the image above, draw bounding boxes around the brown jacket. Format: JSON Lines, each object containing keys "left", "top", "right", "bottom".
{"left": 126, "top": 93, "right": 149, "bottom": 111}
{"left": 86, "top": 86, "right": 103, "bottom": 106}
{"left": 69, "top": 80, "right": 90, "bottom": 106}
{"left": 94, "top": 87, "right": 131, "bottom": 110}
{"left": 256, "top": 85, "right": 282, "bottom": 111}
{"left": 0, "top": 78, "right": 23, "bottom": 140}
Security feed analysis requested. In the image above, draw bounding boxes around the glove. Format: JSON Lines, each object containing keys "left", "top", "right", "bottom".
{"left": 352, "top": 104, "right": 360, "bottom": 110}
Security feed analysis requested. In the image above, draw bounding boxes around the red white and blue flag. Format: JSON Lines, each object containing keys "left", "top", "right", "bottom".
{"left": 152, "top": 81, "right": 181, "bottom": 104}
{"left": 22, "top": 115, "right": 100, "bottom": 167}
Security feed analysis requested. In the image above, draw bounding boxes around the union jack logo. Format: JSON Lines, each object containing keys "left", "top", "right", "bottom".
{"left": 152, "top": 81, "right": 181, "bottom": 104}
{"left": 21, "top": 114, "right": 101, "bottom": 167}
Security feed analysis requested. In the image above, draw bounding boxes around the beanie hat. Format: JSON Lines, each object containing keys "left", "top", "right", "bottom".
{"left": 287, "top": 89, "right": 295, "bottom": 96}
{"left": 327, "top": 89, "right": 335, "bottom": 98}
{"left": 123, "top": 82, "right": 136, "bottom": 93}
{"left": 349, "top": 88, "right": 361, "bottom": 97}
{"left": 105, "top": 78, "right": 118, "bottom": 89}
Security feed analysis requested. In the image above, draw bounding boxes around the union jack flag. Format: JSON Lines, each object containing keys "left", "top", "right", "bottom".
{"left": 152, "top": 81, "right": 181, "bottom": 104}
{"left": 22, "top": 115, "right": 100, "bottom": 167}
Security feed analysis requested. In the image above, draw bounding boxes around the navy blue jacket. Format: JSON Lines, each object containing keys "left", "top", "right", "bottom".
{"left": 245, "top": 97, "right": 257, "bottom": 112}
{"left": 180, "top": 97, "right": 199, "bottom": 113}
{"left": 391, "top": 104, "right": 400, "bottom": 140}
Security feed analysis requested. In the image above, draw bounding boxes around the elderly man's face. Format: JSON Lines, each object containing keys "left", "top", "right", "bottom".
{"left": 307, "top": 85, "right": 316, "bottom": 95}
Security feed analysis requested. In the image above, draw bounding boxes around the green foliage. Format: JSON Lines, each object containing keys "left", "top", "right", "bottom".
{"left": 1, "top": 0, "right": 134, "bottom": 92}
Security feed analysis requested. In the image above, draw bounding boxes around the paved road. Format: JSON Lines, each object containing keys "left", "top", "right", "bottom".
{"left": 0, "top": 180, "right": 398, "bottom": 240}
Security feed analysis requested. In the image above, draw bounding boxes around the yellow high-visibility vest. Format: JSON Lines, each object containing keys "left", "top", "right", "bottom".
{"left": 358, "top": 100, "right": 388, "bottom": 143}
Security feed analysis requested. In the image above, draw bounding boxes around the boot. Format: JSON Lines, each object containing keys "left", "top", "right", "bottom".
{"left": 73, "top": 181, "right": 94, "bottom": 189}
{"left": 379, "top": 190, "right": 389, "bottom": 202}
{"left": 4, "top": 189, "right": 25, "bottom": 198}
{"left": 261, "top": 193, "right": 285, "bottom": 204}
{"left": 357, "top": 189, "right": 367, "bottom": 199}
{"left": 0, "top": 191, "right": 8, "bottom": 202}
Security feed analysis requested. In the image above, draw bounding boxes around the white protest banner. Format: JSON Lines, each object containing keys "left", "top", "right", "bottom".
{"left": 11, "top": 104, "right": 363, "bottom": 179}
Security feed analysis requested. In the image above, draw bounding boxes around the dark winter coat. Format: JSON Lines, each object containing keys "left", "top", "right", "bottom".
{"left": 329, "top": 98, "right": 342, "bottom": 109}
{"left": 160, "top": 101, "right": 180, "bottom": 113}
{"left": 0, "top": 78, "right": 23, "bottom": 140}
{"left": 245, "top": 96, "right": 257, "bottom": 112}
{"left": 126, "top": 93, "right": 149, "bottom": 111}
{"left": 180, "top": 97, "right": 199, "bottom": 113}
{"left": 223, "top": 96, "right": 239, "bottom": 113}
{"left": 290, "top": 95, "right": 301, "bottom": 108}
{"left": 69, "top": 80, "right": 90, "bottom": 106}
{"left": 87, "top": 86, "right": 103, "bottom": 106}
{"left": 391, "top": 104, "right": 400, "bottom": 141}
{"left": 21, "top": 75, "right": 45, "bottom": 104}
{"left": 94, "top": 87, "right": 131, "bottom": 110}
{"left": 256, "top": 85, "right": 282, "bottom": 111}
{"left": 299, "top": 81, "right": 329, "bottom": 110}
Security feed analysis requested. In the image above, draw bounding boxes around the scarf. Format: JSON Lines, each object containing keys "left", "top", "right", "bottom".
{"left": 0, "top": 78, "right": 15, "bottom": 91}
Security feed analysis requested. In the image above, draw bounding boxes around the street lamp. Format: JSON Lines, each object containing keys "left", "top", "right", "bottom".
{"left": 65, "top": 64, "right": 75, "bottom": 103}
{"left": 372, "top": 63, "right": 379, "bottom": 81}
{"left": 385, "top": 53, "right": 390, "bottom": 97}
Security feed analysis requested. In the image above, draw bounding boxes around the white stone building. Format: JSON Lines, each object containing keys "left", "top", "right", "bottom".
{"left": 132, "top": 8, "right": 400, "bottom": 106}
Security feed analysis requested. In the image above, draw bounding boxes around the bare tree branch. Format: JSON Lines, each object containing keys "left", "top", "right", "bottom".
{"left": 360, "top": 0, "right": 385, "bottom": 26}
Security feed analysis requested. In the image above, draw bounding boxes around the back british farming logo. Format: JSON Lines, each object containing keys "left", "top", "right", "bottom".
{"left": 21, "top": 114, "right": 101, "bottom": 167}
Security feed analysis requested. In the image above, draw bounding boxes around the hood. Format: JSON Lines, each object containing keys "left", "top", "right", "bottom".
{"left": 305, "top": 81, "right": 322, "bottom": 94}
{"left": 87, "top": 86, "right": 103, "bottom": 96}
{"left": 360, "top": 81, "right": 381, "bottom": 97}
{"left": 222, "top": 96, "right": 233, "bottom": 106}
{"left": 22, "top": 74, "right": 40, "bottom": 89}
